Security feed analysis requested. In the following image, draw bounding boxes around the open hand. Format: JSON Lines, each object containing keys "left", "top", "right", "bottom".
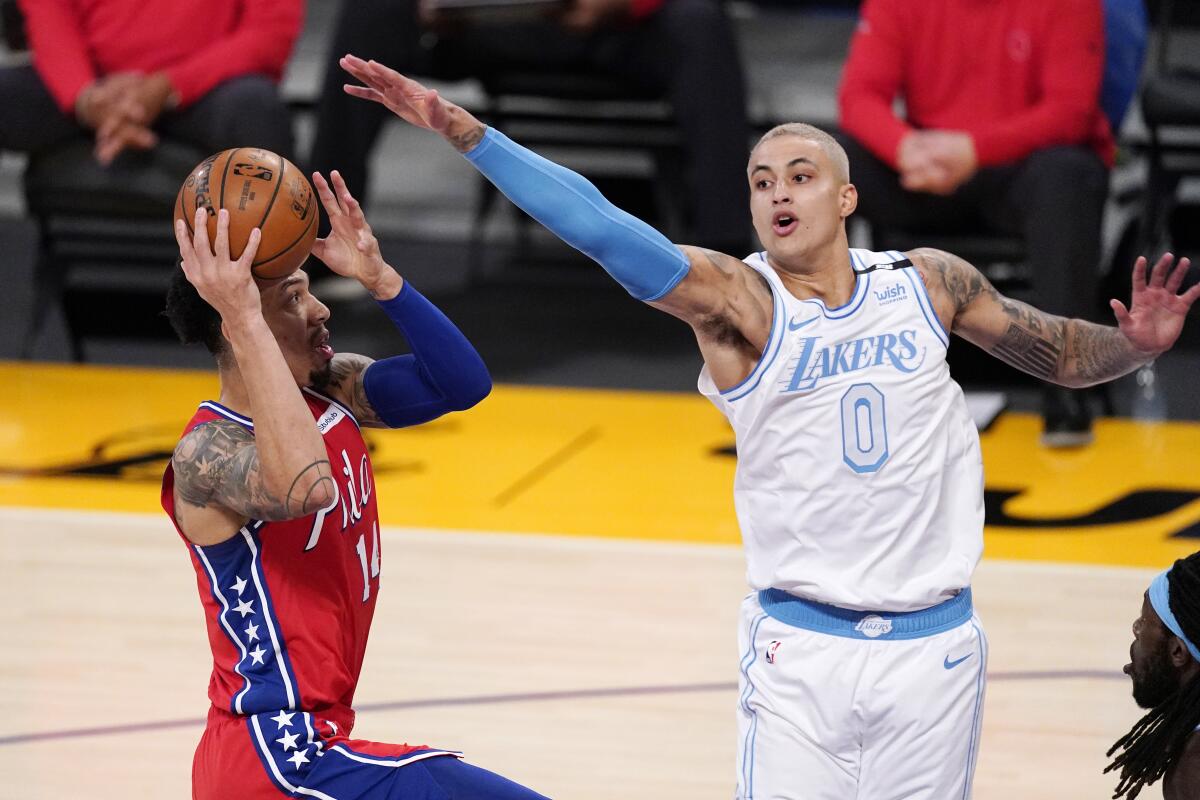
{"left": 174, "top": 207, "right": 263, "bottom": 323}
{"left": 310, "top": 170, "right": 391, "bottom": 292}
{"left": 341, "top": 55, "right": 453, "bottom": 133}
{"left": 1111, "top": 253, "right": 1199, "bottom": 355}
{"left": 340, "top": 54, "right": 485, "bottom": 152}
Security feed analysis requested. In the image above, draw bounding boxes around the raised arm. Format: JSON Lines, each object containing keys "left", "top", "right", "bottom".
{"left": 171, "top": 209, "right": 335, "bottom": 541}
{"left": 308, "top": 170, "right": 491, "bottom": 428}
{"left": 910, "top": 248, "right": 1199, "bottom": 388}
{"left": 336, "top": 56, "right": 772, "bottom": 345}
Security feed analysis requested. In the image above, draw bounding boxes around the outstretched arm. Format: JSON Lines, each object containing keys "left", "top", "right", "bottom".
{"left": 910, "top": 248, "right": 1199, "bottom": 388}
{"left": 337, "top": 56, "right": 772, "bottom": 343}
{"left": 309, "top": 170, "right": 491, "bottom": 428}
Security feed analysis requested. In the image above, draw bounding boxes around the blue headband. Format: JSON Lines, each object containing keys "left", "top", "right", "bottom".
{"left": 1149, "top": 569, "right": 1200, "bottom": 664}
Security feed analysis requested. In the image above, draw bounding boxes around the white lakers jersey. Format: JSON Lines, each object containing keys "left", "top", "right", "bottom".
{"left": 700, "top": 249, "right": 984, "bottom": 612}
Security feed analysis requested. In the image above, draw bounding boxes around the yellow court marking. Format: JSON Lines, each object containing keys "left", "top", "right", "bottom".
{"left": 2, "top": 361, "right": 1199, "bottom": 567}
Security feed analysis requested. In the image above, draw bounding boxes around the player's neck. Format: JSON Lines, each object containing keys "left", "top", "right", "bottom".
{"left": 768, "top": 244, "right": 857, "bottom": 307}
{"left": 215, "top": 363, "right": 253, "bottom": 420}
{"left": 1179, "top": 661, "right": 1200, "bottom": 692}
{"left": 1164, "top": 728, "right": 1200, "bottom": 799}
{"left": 214, "top": 355, "right": 309, "bottom": 420}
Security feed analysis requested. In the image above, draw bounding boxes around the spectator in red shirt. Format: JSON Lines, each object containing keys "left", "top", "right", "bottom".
{"left": 310, "top": 0, "right": 751, "bottom": 256}
{"left": 0, "top": 0, "right": 303, "bottom": 165}
{"left": 838, "top": 0, "right": 1115, "bottom": 447}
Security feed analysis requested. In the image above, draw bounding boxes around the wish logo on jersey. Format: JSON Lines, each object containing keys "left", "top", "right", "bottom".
{"left": 874, "top": 283, "right": 908, "bottom": 306}
{"left": 780, "top": 329, "right": 926, "bottom": 393}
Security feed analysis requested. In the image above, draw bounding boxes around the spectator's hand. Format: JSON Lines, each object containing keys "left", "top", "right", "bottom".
{"left": 311, "top": 170, "right": 391, "bottom": 290}
{"left": 417, "top": 0, "right": 446, "bottom": 28}
{"left": 77, "top": 72, "right": 176, "bottom": 165}
{"left": 341, "top": 55, "right": 487, "bottom": 152}
{"left": 913, "top": 130, "right": 978, "bottom": 195}
{"left": 559, "top": 0, "right": 632, "bottom": 33}
{"left": 93, "top": 118, "right": 158, "bottom": 165}
{"left": 123, "top": 72, "right": 177, "bottom": 127}
{"left": 1111, "top": 253, "right": 1200, "bottom": 356}
{"left": 174, "top": 207, "right": 264, "bottom": 324}
{"left": 74, "top": 73, "right": 145, "bottom": 131}
{"left": 897, "top": 132, "right": 954, "bottom": 194}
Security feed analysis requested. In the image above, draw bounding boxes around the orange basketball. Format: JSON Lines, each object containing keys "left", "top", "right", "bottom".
{"left": 174, "top": 148, "right": 319, "bottom": 280}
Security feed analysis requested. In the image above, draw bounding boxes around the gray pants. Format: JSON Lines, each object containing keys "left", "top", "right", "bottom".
{"left": 0, "top": 68, "right": 295, "bottom": 160}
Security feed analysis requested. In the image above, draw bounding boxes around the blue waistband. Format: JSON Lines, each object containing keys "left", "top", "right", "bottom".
{"left": 758, "top": 588, "right": 973, "bottom": 641}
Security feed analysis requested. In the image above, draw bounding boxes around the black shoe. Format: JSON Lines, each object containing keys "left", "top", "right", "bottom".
{"left": 1041, "top": 387, "right": 1094, "bottom": 448}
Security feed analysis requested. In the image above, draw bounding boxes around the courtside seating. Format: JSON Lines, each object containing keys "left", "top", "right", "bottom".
{"left": 868, "top": 0, "right": 1149, "bottom": 295}
{"left": 1, "top": 2, "right": 205, "bottom": 360}
{"left": 1138, "top": 0, "right": 1200, "bottom": 253}
{"left": 20, "top": 138, "right": 203, "bottom": 360}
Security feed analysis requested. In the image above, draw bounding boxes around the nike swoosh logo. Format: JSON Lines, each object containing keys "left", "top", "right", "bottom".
{"left": 787, "top": 315, "right": 818, "bottom": 331}
{"left": 944, "top": 654, "right": 972, "bottom": 670}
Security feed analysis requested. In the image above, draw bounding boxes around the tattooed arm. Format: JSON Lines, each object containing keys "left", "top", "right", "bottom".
{"left": 323, "top": 354, "right": 386, "bottom": 427}
{"left": 171, "top": 207, "right": 336, "bottom": 546}
{"left": 645, "top": 246, "right": 776, "bottom": 391}
{"left": 308, "top": 168, "right": 490, "bottom": 431}
{"left": 316, "top": 280, "right": 493, "bottom": 430}
{"left": 338, "top": 57, "right": 773, "bottom": 391}
{"left": 173, "top": 420, "right": 335, "bottom": 523}
{"left": 909, "top": 248, "right": 1199, "bottom": 387}
{"left": 322, "top": 349, "right": 490, "bottom": 431}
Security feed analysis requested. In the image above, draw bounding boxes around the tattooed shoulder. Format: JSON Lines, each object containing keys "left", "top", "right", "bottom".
{"left": 324, "top": 353, "right": 384, "bottom": 427}
{"left": 908, "top": 247, "right": 996, "bottom": 311}
{"left": 693, "top": 248, "right": 745, "bottom": 283}
{"left": 172, "top": 419, "right": 264, "bottom": 511}
{"left": 172, "top": 418, "right": 334, "bottom": 520}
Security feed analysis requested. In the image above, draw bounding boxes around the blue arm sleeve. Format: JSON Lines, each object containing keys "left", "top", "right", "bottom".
{"left": 362, "top": 282, "right": 492, "bottom": 429}
{"left": 464, "top": 126, "right": 691, "bottom": 302}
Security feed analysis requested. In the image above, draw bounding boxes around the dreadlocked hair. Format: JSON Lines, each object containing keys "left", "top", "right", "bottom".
{"left": 1105, "top": 552, "right": 1200, "bottom": 798}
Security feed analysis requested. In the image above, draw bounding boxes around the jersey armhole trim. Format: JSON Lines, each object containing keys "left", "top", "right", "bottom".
{"left": 897, "top": 256, "right": 951, "bottom": 348}
{"left": 302, "top": 386, "right": 362, "bottom": 430}
{"left": 199, "top": 401, "right": 254, "bottom": 429}
{"left": 722, "top": 273, "right": 787, "bottom": 402}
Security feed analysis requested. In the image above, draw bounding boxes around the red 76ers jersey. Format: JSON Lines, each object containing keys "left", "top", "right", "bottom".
{"left": 162, "top": 387, "right": 385, "bottom": 736}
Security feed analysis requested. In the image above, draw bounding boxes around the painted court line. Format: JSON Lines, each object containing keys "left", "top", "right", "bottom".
{"left": 0, "top": 670, "right": 1123, "bottom": 747}
{"left": 492, "top": 426, "right": 603, "bottom": 508}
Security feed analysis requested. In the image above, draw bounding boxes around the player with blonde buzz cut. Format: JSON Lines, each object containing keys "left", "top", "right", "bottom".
{"left": 338, "top": 55, "right": 1200, "bottom": 799}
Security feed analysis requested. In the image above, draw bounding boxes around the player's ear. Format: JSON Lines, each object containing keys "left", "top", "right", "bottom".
{"left": 839, "top": 183, "right": 858, "bottom": 219}
{"left": 1169, "top": 634, "right": 1193, "bottom": 668}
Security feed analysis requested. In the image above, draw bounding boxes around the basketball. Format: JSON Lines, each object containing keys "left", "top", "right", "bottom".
{"left": 174, "top": 148, "right": 319, "bottom": 280}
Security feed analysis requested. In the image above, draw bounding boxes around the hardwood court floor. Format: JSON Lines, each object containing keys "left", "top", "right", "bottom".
{"left": 2, "top": 361, "right": 1198, "bottom": 798}
{"left": 0, "top": 507, "right": 1153, "bottom": 799}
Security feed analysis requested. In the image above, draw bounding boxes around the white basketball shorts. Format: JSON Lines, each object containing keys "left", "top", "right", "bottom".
{"left": 735, "top": 588, "right": 988, "bottom": 799}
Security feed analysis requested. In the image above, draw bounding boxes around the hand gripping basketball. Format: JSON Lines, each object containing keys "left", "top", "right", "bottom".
{"left": 174, "top": 207, "right": 263, "bottom": 323}
{"left": 174, "top": 148, "right": 319, "bottom": 280}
